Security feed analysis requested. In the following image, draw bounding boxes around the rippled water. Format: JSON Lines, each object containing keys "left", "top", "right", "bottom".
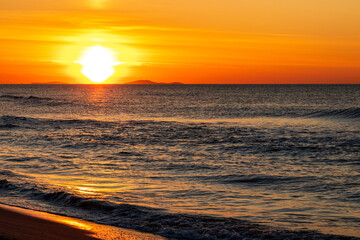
{"left": 0, "top": 84, "right": 359, "bottom": 239}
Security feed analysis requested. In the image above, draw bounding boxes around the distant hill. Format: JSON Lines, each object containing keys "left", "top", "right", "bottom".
{"left": 124, "top": 80, "right": 184, "bottom": 85}
{"left": 31, "top": 81, "right": 69, "bottom": 84}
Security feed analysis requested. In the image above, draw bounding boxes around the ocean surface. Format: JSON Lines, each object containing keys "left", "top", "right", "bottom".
{"left": 0, "top": 84, "right": 359, "bottom": 239}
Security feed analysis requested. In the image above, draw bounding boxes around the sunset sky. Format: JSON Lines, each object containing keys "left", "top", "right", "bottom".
{"left": 0, "top": 0, "right": 359, "bottom": 84}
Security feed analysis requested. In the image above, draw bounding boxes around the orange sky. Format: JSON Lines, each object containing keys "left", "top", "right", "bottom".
{"left": 0, "top": 0, "right": 359, "bottom": 84}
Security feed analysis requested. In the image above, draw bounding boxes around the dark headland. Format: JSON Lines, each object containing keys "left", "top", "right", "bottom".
{"left": 123, "top": 80, "right": 183, "bottom": 84}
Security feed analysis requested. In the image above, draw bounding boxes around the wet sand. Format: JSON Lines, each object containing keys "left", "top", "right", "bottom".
{"left": 0, "top": 204, "right": 166, "bottom": 240}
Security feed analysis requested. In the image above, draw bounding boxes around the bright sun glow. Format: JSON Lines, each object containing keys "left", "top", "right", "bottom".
{"left": 76, "top": 46, "right": 120, "bottom": 83}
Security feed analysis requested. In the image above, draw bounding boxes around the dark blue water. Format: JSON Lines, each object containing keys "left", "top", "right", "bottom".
{"left": 0, "top": 84, "right": 359, "bottom": 239}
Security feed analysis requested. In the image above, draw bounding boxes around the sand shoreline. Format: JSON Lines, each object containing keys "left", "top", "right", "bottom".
{"left": 1, "top": 203, "right": 359, "bottom": 240}
{"left": 0, "top": 203, "right": 166, "bottom": 240}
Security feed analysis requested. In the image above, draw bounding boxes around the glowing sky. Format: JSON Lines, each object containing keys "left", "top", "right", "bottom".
{"left": 0, "top": 0, "right": 359, "bottom": 84}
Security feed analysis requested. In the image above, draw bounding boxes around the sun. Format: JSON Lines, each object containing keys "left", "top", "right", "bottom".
{"left": 76, "top": 46, "right": 120, "bottom": 83}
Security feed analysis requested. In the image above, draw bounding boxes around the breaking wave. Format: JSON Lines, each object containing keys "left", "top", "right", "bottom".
{"left": 305, "top": 108, "right": 360, "bottom": 120}
{"left": 1, "top": 178, "right": 358, "bottom": 240}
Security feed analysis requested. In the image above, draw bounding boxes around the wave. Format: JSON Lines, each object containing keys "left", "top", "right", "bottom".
{"left": 305, "top": 108, "right": 360, "bottom": 120}
{"left": 220, "top": 174, "right": 316, "bottom": 185}
{"left": 0, "top": 170, "right": 19, "bottom": 177}
{"left": 0, "top": 94, "right": 25, "bottom": 100}
{"left": 0, "top": 115, "right": 115, "bottom": 129}
{"left": 0, "top": 94, "right": 70, "bottom": 106}
{"left": 0, "top": 123, "right": 18, "bottom": 129}
{"left": 0, "top": 179, "right": 15, "bottom": 190}
{"left": 0, "top": 94, "right": 52, "bottom": 101}
{"left": 1, "top": 178, "right": 357, "bottom": 240}
{"left": 194, "top": 174, "right": 318, "bottom": 188}
{"left": 0, "top": 115, "right": 35, "bottom": 128}
{"left": 2, "top": 92, "right": 360, "bottom": 121}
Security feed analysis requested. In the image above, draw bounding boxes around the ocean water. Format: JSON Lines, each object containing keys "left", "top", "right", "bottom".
{"left": 0, "top": 84, "right": 359, "bottom": 239}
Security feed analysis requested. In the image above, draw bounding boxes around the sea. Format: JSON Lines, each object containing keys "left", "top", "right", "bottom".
{"left": 0, "top": 84, "right": 359, "bottom": 239}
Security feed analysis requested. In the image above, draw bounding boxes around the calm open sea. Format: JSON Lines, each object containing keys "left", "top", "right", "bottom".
{"left": 0, "top": 84, "right": 359, "bottom": 239}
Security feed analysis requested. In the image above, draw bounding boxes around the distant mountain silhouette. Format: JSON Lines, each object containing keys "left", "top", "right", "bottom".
{"left": 124, "top": 80, "right": 184, "bottom": 85}
{"left": 31, "top": 81, "right": 69, "bottom": 84}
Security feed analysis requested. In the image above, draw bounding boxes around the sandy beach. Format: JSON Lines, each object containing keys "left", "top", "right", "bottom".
{"left": 0, "top": 204, "right": 166, "bottom": 240}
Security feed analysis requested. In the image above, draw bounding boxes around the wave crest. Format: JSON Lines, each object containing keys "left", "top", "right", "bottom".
{"left": 0, "top": 94, "right": 70, "bottom": 107}
{"left": 306, "top": 108, "right": 360, "bottom": 119}
{"left": 1, "top": 179, "right": 357, "bottom": 240}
